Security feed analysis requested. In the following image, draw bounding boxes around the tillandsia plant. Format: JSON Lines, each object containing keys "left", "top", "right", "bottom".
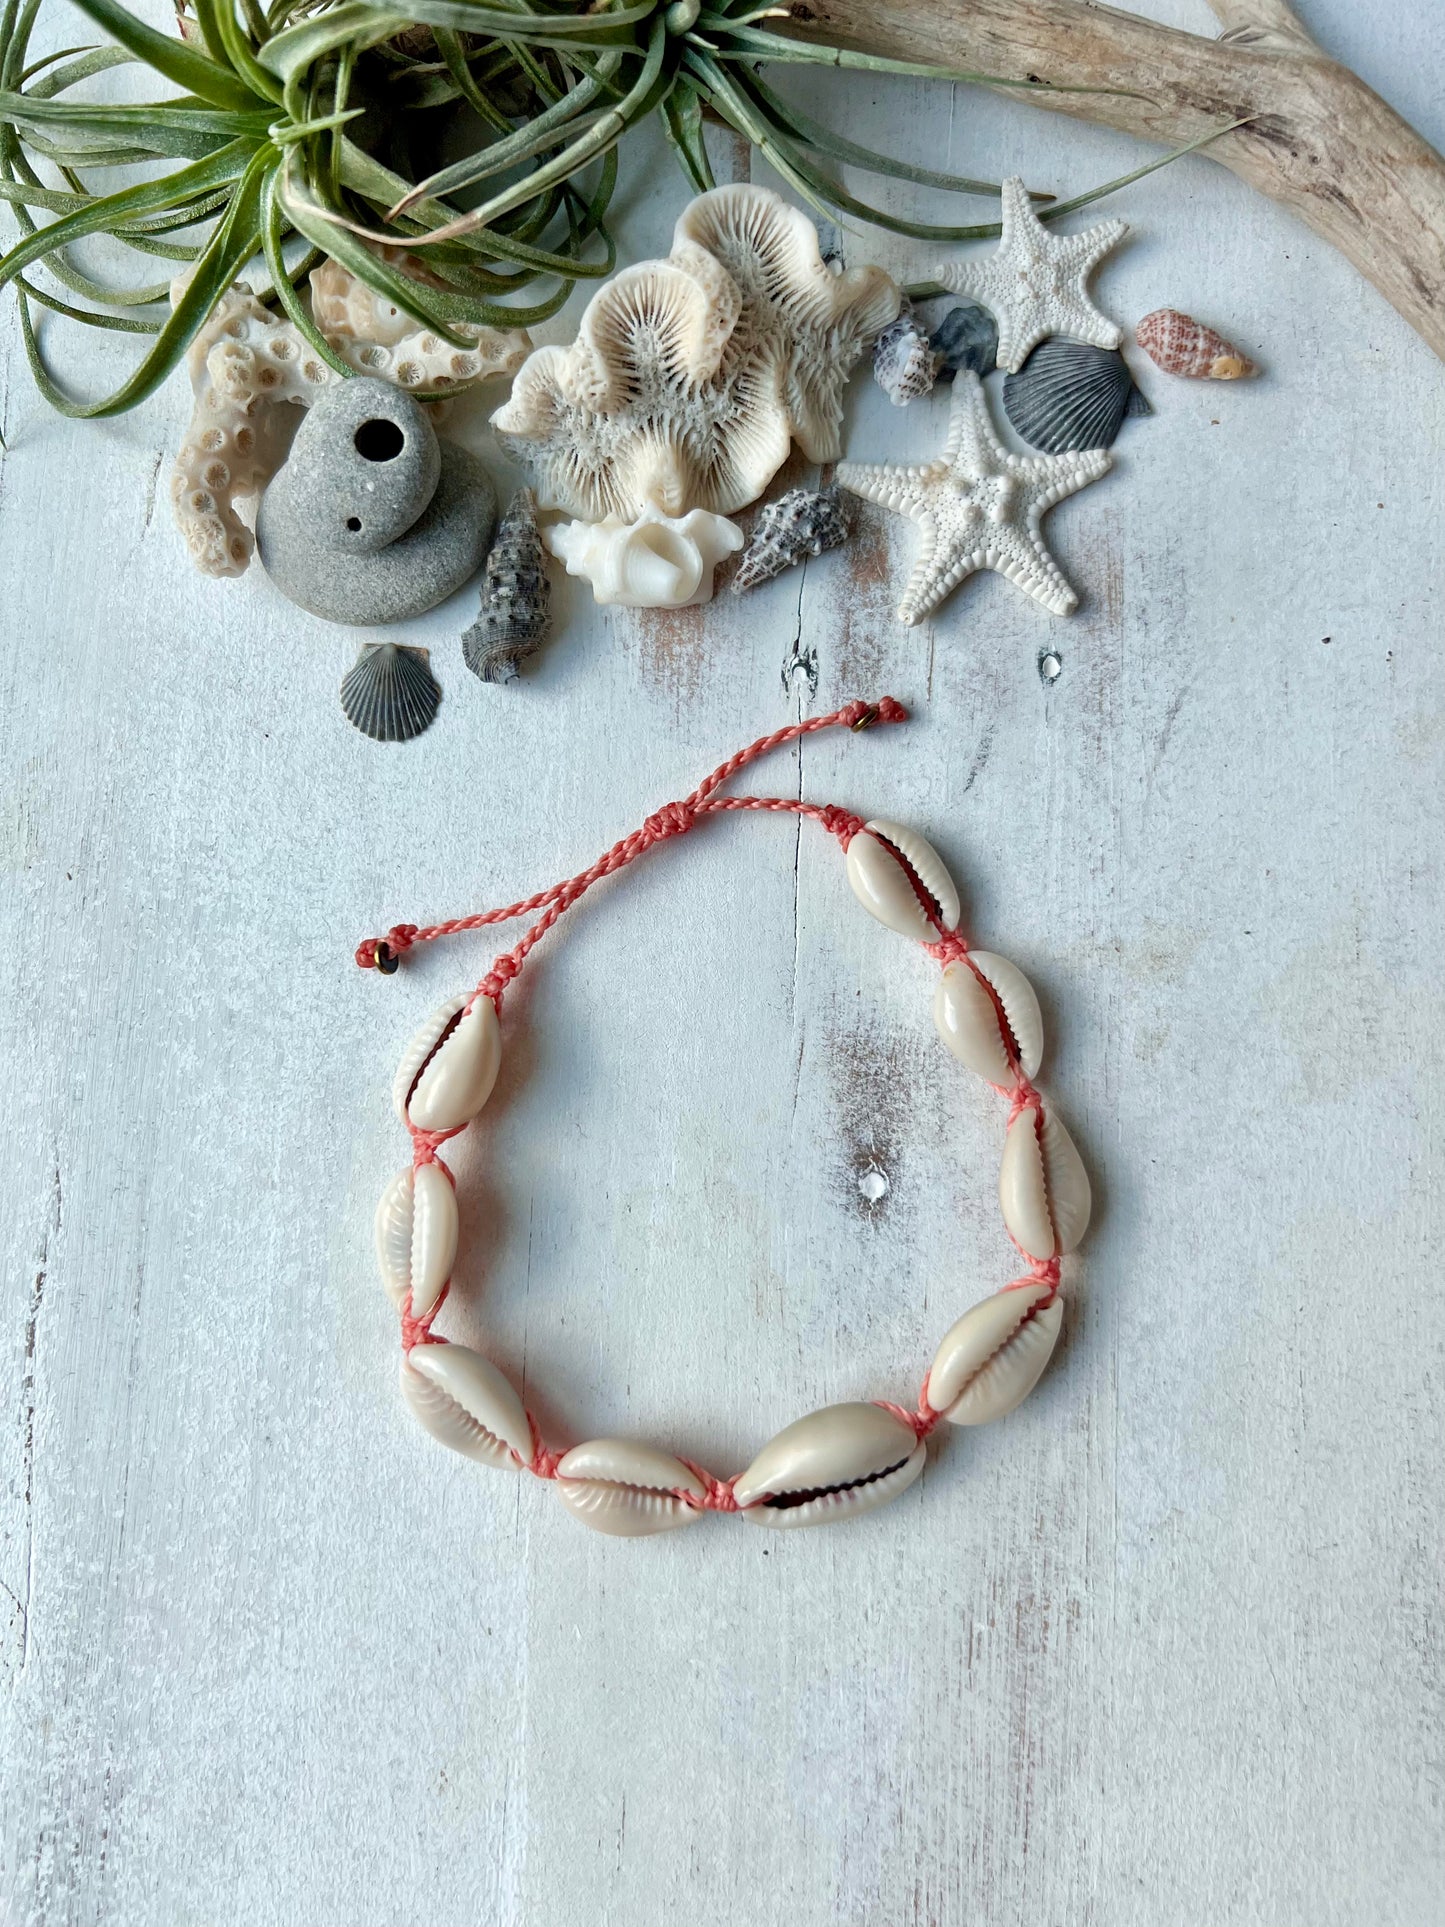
{"left": 0, "top": 0, "right": 1194, "bottom": 418}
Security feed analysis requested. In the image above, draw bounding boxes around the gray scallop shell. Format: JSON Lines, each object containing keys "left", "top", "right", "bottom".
{"left": 1002, "top": 337, "right": 1144, "bottom": 453}
{"left": 461, "top": 487, "right": 551, "bottom": 685}
{"left": 731, "top": 487, "right": 850, "bottom": 594}
{"left": 931, "top": 302, "right": 998, "bottom": 379}
{"left": 339, "top": 642, "right": 441, "bottom": 742}
{"left": 872, "top": 310, "right": 940, "bottom": 406}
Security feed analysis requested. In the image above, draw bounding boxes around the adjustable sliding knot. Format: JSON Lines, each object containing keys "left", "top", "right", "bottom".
{"left": 642, "top": 799, "right": 696, "bottom": 844}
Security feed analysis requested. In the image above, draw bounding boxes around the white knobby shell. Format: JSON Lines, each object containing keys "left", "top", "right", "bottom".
{"left": 394, "top": 996, "right": 502, "bottom": 1133}
{"left": 933, "top": 952, "right": 1044, "bottom": 1083}
{"left": 846, "top": 820, "right": 961, "bottom": 942}
{"left": 998, "top": 1104, "right": 1092, "bottom": 1260}
{"left": 733, "top": 1401, "right": 926, "bottom": 1529}
{"left": 373, "top": 1162, "right": 459, "bottom": 1318}
{"left": 926, "top": 1282, "right": 1064, "bottom": 1425}
{"left": 555, "top": 1438, "right": 706, "bottom": 1538}
{"left": 400, "top": 1345, "right": 533, "bottom": 1468}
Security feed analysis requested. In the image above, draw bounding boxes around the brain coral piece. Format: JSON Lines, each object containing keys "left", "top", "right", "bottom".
{"left": 171, "top": 265, "right": 532, "bottom": 579}
{"left": 672, "top": 185, "right": 900, "bottom": 462}
{"left": 491, "top": 184, "right": 900, "bottom": 523}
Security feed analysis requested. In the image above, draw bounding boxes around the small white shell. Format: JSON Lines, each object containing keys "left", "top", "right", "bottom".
{"left": 733, "top": 1401, "right": 926, "bottom": 1529}
{"left": 400, "top": 1345, "right": 533, "bottom": 1468}
{"left": 373, "top": 1162, "right": 459, "bottom": 1318}
{"left": 933, "top": 953, "right": 1043, "bottom": 1083}
{"left": 926, "top": 1282, "right": 1064, "bottom": 1424}
{"left": 555, "top": 1438, "right": 706, "bottom": 1537}
{"left": 393, "top": 996, "right": 501, "bottom": 1133}
{"left": 998, "top": 1105, "right": 1092, "bottom": 1260}
{"left": 846, "top": 820, "right": 961, "bottom": 941}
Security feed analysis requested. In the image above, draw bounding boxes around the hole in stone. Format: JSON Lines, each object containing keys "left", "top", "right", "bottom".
{"left": 346, "top": 516, "right": 362, "bottom": 532}
{"left": 354, "top": 417, "right": 404, "bottom": 462}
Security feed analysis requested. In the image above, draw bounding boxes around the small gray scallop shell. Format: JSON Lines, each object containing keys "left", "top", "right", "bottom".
{"left": 931, "top": 302, "right": 998, "bottom": 379}
{"left": 731, "top": 487, "right": 850, "bottom": 594}
{"left": 340, "top": 643, "right": 441, "bottom": 742}
{"left": 1001, "top": 337, "right": 1143, "bottom": 454}
{"left": 462, "top": 487, "right": 552, "bottom": 685}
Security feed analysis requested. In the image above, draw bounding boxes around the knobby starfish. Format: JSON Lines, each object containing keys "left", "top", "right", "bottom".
{"left": 836, "top": 373, "right": 1111, "bottom": 626}
{"left": 938, "top": 177, "right": 1127, "bottom": 373}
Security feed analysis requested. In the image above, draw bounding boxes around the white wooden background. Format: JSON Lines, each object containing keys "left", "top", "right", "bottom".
{"left": 2, "top": 3, "right": 1443, "bottom": 1921}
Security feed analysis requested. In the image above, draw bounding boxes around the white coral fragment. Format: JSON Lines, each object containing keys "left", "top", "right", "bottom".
{"left": 492, "top": 184, "right": 901, "bottom": 524}
{"left": 171, "top": 263, "right": 531, "bottom": 579}
{"left": 544, "top": 503, "right": 743, "bottom": 606}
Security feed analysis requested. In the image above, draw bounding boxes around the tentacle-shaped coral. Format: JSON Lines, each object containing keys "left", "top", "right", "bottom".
{"left": 308, "top": 260, "right": 532, "bottom": 390}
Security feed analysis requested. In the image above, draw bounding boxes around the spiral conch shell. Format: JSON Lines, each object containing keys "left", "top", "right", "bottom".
{"left": 925, "top": 1282, "right": 1063, "bottom": 1425}
{"left": 172, "top": 264, "right": 530, "bottom": 579}
{"left": 493, "top": 184, "right": 899, "bottom": 527}
{"left": 1135, "top": 308, "right": 1255, "bottom": 380}
{"left": 733, "top": 1401, "right": 926, "bottom": 1529}
{"left": 555, "top": 1438, "right": 706, "bottom": 1537}
{"left": 544, "top": 503, "right": 743, "bottom": 608}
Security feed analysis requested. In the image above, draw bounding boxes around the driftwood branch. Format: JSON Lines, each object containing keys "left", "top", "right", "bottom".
{"left": 788, "top": 0, "right": 1445, "bottom": 358}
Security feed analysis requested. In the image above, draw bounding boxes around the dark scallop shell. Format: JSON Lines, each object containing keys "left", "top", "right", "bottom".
{"left": 1002, "top": 338, "right": 1142, "bottom": 453}
{"left": 339, "top": 643, "right": 441, "bottom": 742}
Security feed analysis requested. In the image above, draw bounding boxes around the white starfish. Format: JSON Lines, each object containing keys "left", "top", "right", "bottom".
{"left": 836, "top": 373, "right": 1111, "bottom": 626}
{"left": 938, "top": 176, "right": 1127, "bottom": 373}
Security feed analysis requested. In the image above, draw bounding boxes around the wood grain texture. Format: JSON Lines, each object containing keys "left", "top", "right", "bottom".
{"left": 1, "top": 5, "right": 1443, "bottom": 1922}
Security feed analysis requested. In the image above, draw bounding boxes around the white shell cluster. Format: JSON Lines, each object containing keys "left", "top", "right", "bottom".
{"left": 545, "top": 504, "right": 743, "bottom": 608}
{"left": 375, "top": 803, "right": 1089, "bottom": 1539}
{"left": 492, "top": 184, "right": 899, "bottom": 606}
{"left": 172, "top": 265, "right": 530, "bottom": 579}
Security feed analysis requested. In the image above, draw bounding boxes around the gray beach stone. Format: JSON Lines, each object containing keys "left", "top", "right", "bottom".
{"left": 256, "top": 376, "right": 495, "bottom": 625}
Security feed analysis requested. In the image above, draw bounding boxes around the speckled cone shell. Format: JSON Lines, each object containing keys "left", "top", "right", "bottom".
{"left": 998, "top": 1106, "right": 1092, "bottom": 1260}
{"left": 1135, "top": 308, "right": 1255, "bottom": 380}
{"left": 393, "top": 997, "right": 501, "bottom": 1132}
{"left": 374, "top": 1162, "right": 459, "bottom": 1318}
{"left": 926, "top": 1283, "right": 1064, "bottom": 1425}
{"left": 733, "top": 1401, "right": 926, "bottom": 1529}
{"left": 846, "top": 821, "right": 962, "bottom": 941}
{"left": 933, "top": 953, "right": 1044, "bottom": 1084}
{"left": 401, "top": 1345, "right": 533, "bottom": 1467}
{"left": 555, "top": 1439, "right": 706, "bottom": 1537}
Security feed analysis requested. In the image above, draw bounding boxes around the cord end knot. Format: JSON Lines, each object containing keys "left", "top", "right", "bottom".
{"left": 642, "top": 799, "right": 697, "bottom": 844}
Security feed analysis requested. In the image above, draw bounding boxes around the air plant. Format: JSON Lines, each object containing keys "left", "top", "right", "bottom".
{"left": 0, "top": 0, "right": 1187, "bottom": 418}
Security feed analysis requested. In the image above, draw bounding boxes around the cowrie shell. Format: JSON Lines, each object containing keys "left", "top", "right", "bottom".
{"left": 555, "top": 1438, "right": 706, "bottom": 1537}
{"left": 933, "top": 952, "right": 1043, "bottom": 1083}
{"left": 846, "top": 819, "right": 961, "bottom": 941}
{"left": 926, "top": 1282, "right": 1063, "bottom": 1425}
{"left": 393, "top": 996, "right": 501, "bottom": 1132}
{"left": 400, "top": 1345, "right": 532, "bottom": 1468}
{"left": 733, "top": 1401, "right": 926, "bottom": 1529}
{"left": 374, "top": 1162, "right": 458, "bottom": 1318}
{"left": 998, "top": 1105, "right": 1091, "bottom": 1260}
